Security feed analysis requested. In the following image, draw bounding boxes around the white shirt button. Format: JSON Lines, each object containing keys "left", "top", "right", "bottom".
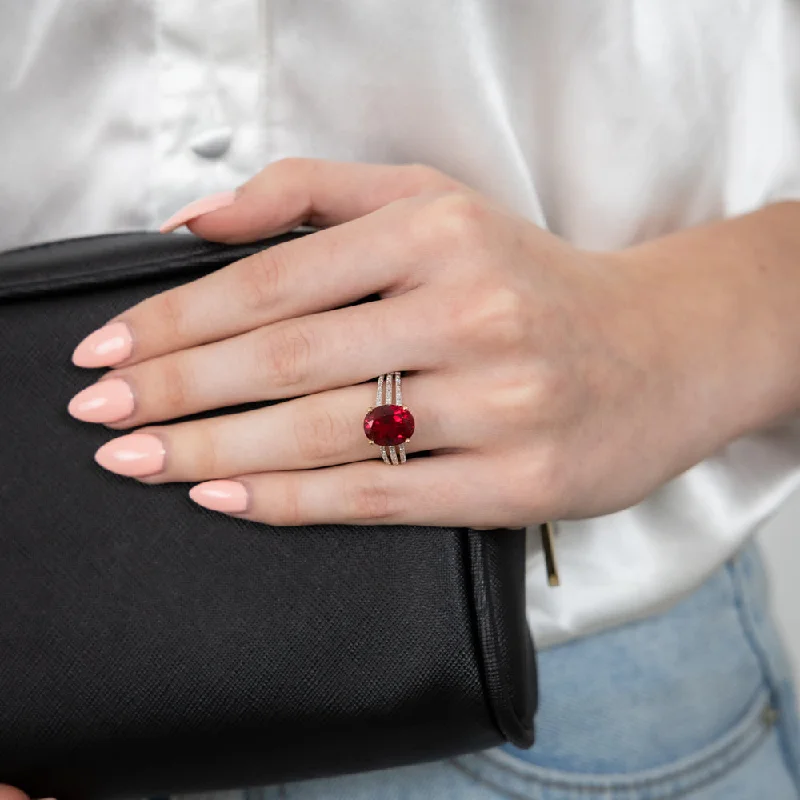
{"left": 190, "top": 126, "right": 233, "bottom": 159}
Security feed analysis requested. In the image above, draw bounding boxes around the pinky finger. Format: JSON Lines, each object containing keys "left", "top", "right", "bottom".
{"left": 189, "top": 455, "right": 512, "bottom": 528}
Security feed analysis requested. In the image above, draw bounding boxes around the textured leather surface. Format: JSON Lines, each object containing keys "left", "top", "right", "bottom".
{"left": 0, "top": 233, "right": 536, "bottom": 799}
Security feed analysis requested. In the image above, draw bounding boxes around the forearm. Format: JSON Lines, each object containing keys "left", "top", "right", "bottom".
{"left": 615, "top": 201, "right": 800, "bottom": 465}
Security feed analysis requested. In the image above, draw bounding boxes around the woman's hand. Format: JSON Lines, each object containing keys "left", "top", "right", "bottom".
{"left": 67, "top": 160, "right": 759, "bottom": 527}
{"left": 0, "top": 786, "right": 28, "bottom": 800}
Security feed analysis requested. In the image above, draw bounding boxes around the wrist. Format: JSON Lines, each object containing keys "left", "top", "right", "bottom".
{"left": 589, "top": 249, "right": 730, "bottom": 476}
{"left": 606, "top": 205, "right": 800, "bottom": 467}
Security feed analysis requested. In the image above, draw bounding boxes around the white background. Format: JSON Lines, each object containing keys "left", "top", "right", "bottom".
{"left": 758, "top": 489, "right": 800, "bottom": 681}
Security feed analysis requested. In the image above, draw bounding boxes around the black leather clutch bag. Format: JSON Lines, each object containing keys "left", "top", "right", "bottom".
{"left": 0, "top": 233, "right": 536, "bottom": 799}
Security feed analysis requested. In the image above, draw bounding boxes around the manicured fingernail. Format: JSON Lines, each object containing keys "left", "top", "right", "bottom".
{"left": 159, "top": 190, "right": 238, "bottom": 233}
{"left": 94, "top": 433, "right": 165, "bottom": 477}
{"left": 68, "top": 378, "right": 134, "bottom": 423}
{"left": 190, "top": 481, "right": 249, "bottom": 514}
{"left": 72, "top": 322, "right": 133, "bottom": 368}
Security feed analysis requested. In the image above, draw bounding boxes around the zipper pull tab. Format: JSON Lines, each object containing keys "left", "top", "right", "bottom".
{"left": 540, "top": 522, "right": 560, "bottom": 587}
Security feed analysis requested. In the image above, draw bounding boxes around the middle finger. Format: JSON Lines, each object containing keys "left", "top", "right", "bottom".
{"left": 69, "top": 291, "right": 445, "bottom": 428}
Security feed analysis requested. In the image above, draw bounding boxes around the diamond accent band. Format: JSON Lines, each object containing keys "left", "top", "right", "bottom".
{"left": 364, "top": 372, "right": 413, "bottom": 465}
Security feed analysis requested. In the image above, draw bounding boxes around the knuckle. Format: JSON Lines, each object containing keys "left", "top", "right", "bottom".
{"left": 441, "top": 282, "right": 528, "bottom": 352}
{"left": 482, "top": 362, "right": 570, "bottom": 440}
{"left": 292, "top": 407, "right": 350, "bottom": 463}
{"left": 273, "top": 156, "right": 308, "bottom": 177}
{"left": 404, "top": 163, "right": 457, "bottom": 192}
{"left": 155, "top": 289, "right": 188, "bottom": 340}
{"left": 427, "top": 191, "right": 491, "bottom": 248}
{"left": 268, "top": 157, "right": 318, "bottom": 194}
{"left": 182, "top": 426, "right": 222, "bottom": 480}
{"left": 269, "top": 477, "right": 306, "bottom": 526}
{"left": 257, "top": 323, "right": 314, "bottom": 390}
{"left": 345, "top": 478, "right": 400, "bottom": 522}
{"left": 239, "top": 246, "right": 288, "bottom": 312}
{"left": 475, "top": 286, "right": 529, "bottom": 347}
{"left": 484, "top": 370, "right": 541, "bottom": 424}
{"left": 156, "top": 359, "right": 196, "bottom": 417}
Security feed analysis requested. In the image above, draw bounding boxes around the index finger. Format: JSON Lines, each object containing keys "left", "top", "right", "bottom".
{"left": 168, "top": 158, "right": 463, "bottom": 242}
{"left": 72, "top": 197, "right": 426, "bottom": 369}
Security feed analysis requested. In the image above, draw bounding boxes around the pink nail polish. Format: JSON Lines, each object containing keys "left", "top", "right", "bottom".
{"left": 94, "top": 433, "right": 165, "bottom": 477}
{"left": 159, "top": 190, "right": 238, "bottom": 233}
{"left": 190, "top": 481, "right": 249, "bottom": 514}
{"left": 72, "top": 322, "right": 133, "bottom": 368}
{"left": 68, "top": 378, "right": 134, "bottom": 423}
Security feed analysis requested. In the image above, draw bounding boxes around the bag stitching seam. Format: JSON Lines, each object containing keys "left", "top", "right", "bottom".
{"left": 468, "top": 530, "right": 533, "bottom": 746}
{"left": 0, "top": 231, "right": 303, "bottom": 298}
{"left": 0, "top": 245, "right": 234, "bottom": 296}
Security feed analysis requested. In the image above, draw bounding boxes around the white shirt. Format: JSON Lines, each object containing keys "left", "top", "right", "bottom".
{"left": 2, "top": 0, "right": 800, "bottom": 648}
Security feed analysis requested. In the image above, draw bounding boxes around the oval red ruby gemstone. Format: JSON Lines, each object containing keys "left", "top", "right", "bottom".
{"left": 363, "top": 404, "right": 415, "bottom": 446}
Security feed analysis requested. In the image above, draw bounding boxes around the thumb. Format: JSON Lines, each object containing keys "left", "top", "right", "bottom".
{"left": 159, "top": 159, "right": 463, "bottom": 243}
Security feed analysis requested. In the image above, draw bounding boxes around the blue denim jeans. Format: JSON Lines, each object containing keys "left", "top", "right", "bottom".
{"left": 177, "top": 541, "right": 800, "bottom": 799}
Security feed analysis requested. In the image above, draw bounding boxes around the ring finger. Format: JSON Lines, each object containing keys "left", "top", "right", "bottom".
{"left": 91, "top": 375, "right": 475, "bottom": 483}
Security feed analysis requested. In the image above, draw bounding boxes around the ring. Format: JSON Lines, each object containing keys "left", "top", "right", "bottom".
{"left": 363, "top": 372, "right": 415, "bottom": 465}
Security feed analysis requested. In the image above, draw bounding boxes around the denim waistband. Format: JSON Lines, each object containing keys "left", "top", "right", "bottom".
{"left": 471, "top": 540, "right": 800, "bottom": 797}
